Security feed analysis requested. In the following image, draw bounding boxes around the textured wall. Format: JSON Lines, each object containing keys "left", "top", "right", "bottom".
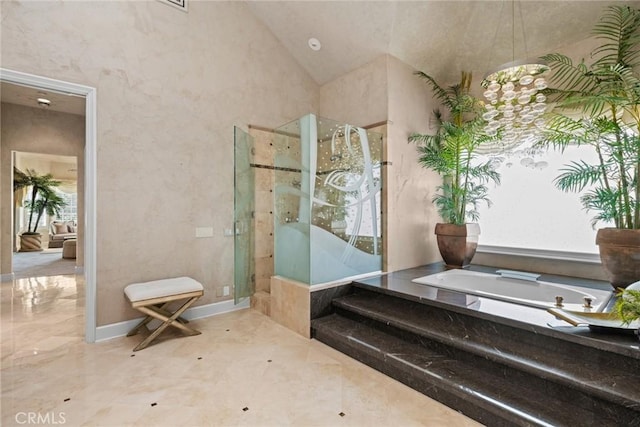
{"left": 386, "top": 55, "right": 442, "bottom": 271}
{"left": 1, "top": 103, "right": 86, "bottom": 271}
{"left": 320, "top": 54, "right": 442, "bottom": 272}
{"left": 0, "top": 1, "right": 318, "bottom": 325}
{"left": 319, "top": 55, "right": 388, "bottom": 126}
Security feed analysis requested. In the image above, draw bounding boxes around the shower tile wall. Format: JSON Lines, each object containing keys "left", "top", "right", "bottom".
{"left": 249, "top": 126, "right": 302, "bottom": 314}
{"left": 249, "top": 122, "right": 386, "bottom": 322}
{"left": 273, "top": 131, "right": 303, "bottom": 228}
{"left": 249, "top": 127, "right": 275, "bottom": 303}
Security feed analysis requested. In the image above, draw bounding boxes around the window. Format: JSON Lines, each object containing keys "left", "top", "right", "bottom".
{"left": 56, "top": 191, "right": 77, "bottom": 223}
{"left": 476, "top": 145, "right": 608, "bottom": 255}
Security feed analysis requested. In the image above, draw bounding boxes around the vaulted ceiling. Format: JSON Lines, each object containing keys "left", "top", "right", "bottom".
{"left": 247, "top": 1, "right": 639, "bottom": 85}
{"left": 3, "top": 1, "right": 638, "bottom": 116}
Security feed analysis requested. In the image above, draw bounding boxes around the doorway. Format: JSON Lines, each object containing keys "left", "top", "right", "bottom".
{"left": 0, "top": 68, "right": 97, "bottom": 342}
{"left": 12, "top": 152, "right": 79, "bottom": 278}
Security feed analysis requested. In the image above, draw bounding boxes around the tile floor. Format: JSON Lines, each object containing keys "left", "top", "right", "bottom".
{"left": 1, "top": 275, "right": 481, "bottom": 426}
{"left": 11, "top": 250, "right": 76, "bottom": 279}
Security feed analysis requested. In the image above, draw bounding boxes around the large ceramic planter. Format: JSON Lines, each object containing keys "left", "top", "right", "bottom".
{"left": 435, "top": 223, "right": 480, "bottom": 269}
{"left": 19, "top": 233, "right": 43, "bottom": 252}
{"left": 596, "top": 228, "right": 640, "bottom": 289}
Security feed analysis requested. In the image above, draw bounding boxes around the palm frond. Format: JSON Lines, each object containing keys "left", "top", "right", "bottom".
{"left": 414, "top": 71, "right": 455, "bottom": 112}
{"left": 464, "top": 162, "right": 501, "bottom": 186}
{"left": 417, "top": 144, "right": 450, "bottom": 174}
{"left": 541, "top": 54, "right": 597, "bottom": 97}
{"left": 580, "top": 188, "right": 621, "bottom": 227}
{"left": 554, "top": 161, "right": 603, "bottom": 193}
{"left": 591, "top": 5, "right": 640, "bottom": 69}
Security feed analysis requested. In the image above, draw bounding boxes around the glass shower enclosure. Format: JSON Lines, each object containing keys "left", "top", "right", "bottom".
{"left": 233, "top": 127, "right": 255, "bottom": 304}
{"left": 273, "top": 114, "right": 382, "bottom": 285}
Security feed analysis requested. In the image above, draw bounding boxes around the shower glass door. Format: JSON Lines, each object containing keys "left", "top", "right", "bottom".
{"left": 273, "top": 114, "right": 383, "bottom": 285}
{"left": 234, "top": 127, "right": 255, "bottom": 304}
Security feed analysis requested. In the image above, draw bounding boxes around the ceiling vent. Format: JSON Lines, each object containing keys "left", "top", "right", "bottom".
{"left": 158, "top": 0, "right": 187, "bottom": 12}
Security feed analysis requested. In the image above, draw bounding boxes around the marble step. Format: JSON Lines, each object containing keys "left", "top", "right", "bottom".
{"left": 313, "top": 313, "right": 588, "bottom": 427}
{"left": 332, "top": 288, "right": 640, "bottom": 411}
{"left": 312, "top": 288, "right": 640, "bottom": 426}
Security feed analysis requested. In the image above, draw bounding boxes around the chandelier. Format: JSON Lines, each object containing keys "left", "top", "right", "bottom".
{"left": 480, "top": 1, "right": 550, "bottom": 150}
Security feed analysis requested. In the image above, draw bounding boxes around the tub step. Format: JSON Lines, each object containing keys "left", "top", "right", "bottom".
{"left": 314, "top": 314, "right": 573, "bottom": 427}
{"left": 312, "top": 288, "right": 640, "bottom": 426}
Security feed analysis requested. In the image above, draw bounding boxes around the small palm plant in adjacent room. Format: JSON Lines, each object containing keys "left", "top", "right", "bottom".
{"left": 14, "top": 168, "right": 67, "bottom": 251}
{"left": 538, "top": 4, "right": 640, "bottom": 288}
{"left": 410, "top": 71, "right": 500, "bottom": 268}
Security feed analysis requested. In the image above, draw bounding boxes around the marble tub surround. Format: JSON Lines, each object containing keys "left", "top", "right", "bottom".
{"left": 270, "top": 276, "right": 310, "bottom": 338}
{"left": 1, "top": 275, "right": 481, "bottom": 427}
{"left": 355, "top": 264, "right": 637, "bottom": 355}
{"left": 311, "top": 264, "right": 640, "bottom": 426}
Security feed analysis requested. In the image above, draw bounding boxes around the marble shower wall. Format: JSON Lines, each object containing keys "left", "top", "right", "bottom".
{"left": 249, "top": 127, "right": 276, "bottom": 296}
{"left": 248, "top": 126, "right": 304, "bottom": 298}
{"left": 250, "top": 119, "right": 384, "bottom": 326}
{"left": 0, "top": 1, "right": 318, "bottom": 326}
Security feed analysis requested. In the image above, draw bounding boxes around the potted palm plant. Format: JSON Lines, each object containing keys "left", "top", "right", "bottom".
{"left": 14, "top": 168, "right": 67, "bottom": 252}
{"left": 410, "top": 71, "right": 500, "bottom": 268}
{"left": 538, "top": 5, "right": 640, "bottom": 288}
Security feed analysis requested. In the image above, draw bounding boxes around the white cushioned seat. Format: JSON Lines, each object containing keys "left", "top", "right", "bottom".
{"left": 124, "top": 276, "right": 204, "bottom": 351}
{"left": 125, "top": 277, "right": 204, "bottom": 302}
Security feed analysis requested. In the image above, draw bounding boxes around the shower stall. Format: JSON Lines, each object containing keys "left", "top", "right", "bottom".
{"left": 273, "top": 114, "right": 383, "bottom": 285}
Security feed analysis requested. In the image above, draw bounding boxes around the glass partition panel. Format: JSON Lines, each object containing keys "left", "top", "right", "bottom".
{"left": 274, "top": 114, "right": 383, "bottom": 285}
{"left": 233, "top": 127, "right": 255, "bottom": 303}
{"left": 274, "top": 116, "right": 311, "bottom": 284}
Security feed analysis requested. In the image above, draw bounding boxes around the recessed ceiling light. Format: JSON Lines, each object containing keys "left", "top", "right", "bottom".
{"left": 308, "top": 37, "right": 321, "bottom": 51}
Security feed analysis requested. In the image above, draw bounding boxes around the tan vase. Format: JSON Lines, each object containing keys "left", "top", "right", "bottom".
{"left": 19, "top": 233, "right": 43, "bottom": 252}
{"left": 596, "top": 228, "right": 640, "bottom": 290}
{"left": 434, "top": 223, "right": 480, "bottom": 269}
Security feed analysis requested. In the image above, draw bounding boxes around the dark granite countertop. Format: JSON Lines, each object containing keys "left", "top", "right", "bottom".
{"left": 353, "top": 263, "right": 640, "bottom": 359}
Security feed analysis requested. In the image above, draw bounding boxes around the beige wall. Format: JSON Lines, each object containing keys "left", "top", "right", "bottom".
{"left": 386, "top": 55, "right": 442, "bottom": 271}
{"left": 0, "top": 103, "right": 3, "bottom": 277}
{"left": 319, "top": 54, "right": 442, "bottom": 272}
{"left": 319, "top": 55, "right": 388, "bottom": 126}
{"left": 1, "top": 1, "right": 318, "bottom": 326}
{"left": 1, "top": 103, "right": 86, "bottom": 270}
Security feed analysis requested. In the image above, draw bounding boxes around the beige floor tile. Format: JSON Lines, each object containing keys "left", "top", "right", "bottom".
{"left": 1, "top": 274, "right": 482, "bottom": 427}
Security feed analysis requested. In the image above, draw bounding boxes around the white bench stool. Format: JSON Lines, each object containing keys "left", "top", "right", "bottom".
{"left": 124, "top": 277, "right": 204, "bottom": 351}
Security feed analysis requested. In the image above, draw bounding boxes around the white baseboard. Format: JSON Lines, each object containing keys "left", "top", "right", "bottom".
{"left": 95, "top": 298, "right": 250, "bottom": 342}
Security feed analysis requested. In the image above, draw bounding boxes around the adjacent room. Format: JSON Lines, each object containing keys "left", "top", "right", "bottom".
{"left": 1, "top": 1, "right": 639, "bottom": 426}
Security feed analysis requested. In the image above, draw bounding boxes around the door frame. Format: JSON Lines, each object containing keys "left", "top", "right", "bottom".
{"left": 1, "top": 68, "right": 98, "bottom": 343}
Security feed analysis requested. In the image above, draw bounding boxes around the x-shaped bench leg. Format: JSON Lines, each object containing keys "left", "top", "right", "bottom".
{"left": 126, "top": 302, "right": 190, "bottom": 337}
{"left": 132, "top": 296, "right": 201, "bottom": 351}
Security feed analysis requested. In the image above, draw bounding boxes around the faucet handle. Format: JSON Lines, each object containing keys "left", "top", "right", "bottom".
{"left": 555, "top": 295, "right": 564, "bottom": 307}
